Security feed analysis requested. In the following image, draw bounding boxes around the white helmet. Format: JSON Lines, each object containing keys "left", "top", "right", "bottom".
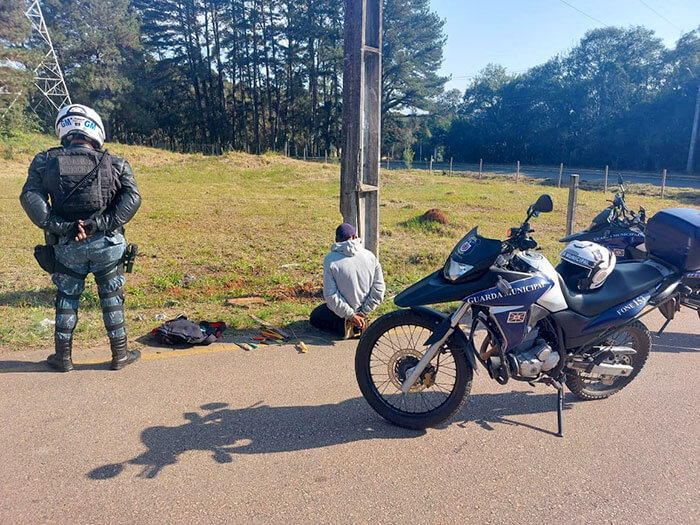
{"left": 559, "top": 241, "right": 616, "bottom": 291}
{"left": 55, "top": 104, "right": 105, "bottom": 148}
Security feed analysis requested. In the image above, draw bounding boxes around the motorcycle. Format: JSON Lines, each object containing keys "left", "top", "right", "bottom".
{"left": 560, "top": 175, "right": 646, "bottom": 260}
{"left": 561, "top": 175, "right": 700, "bottom": 312}
{"left": 355, "top": 195, "right": 700, "bottom": 435}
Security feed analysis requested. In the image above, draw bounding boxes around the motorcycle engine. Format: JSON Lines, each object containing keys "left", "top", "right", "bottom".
{"left": 507, "top": 338, "right": 560, "bottom": 378}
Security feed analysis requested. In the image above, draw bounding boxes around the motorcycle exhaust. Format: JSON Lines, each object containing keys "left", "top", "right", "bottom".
{"left": 567, "top": 361, "right": 633, "bottom": 377}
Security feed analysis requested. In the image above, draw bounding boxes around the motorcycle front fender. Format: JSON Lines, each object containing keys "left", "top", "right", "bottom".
{"left": 409, "top": 306, "right": 478, "bottom": 371}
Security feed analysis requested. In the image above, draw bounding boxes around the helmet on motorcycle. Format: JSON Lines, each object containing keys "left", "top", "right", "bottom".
{"left": 559, "top": 241, "right": 616, "bottom": 291}
{"left": 55, "top": 104, "right": 105, "bottom": 148}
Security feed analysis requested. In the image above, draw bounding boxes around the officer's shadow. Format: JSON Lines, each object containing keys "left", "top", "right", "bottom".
{"left": 88, "top": 399, "right": 423, "bottom": 480}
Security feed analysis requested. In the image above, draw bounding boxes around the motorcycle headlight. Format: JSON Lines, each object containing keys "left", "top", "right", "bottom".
{"left": 444, "top": 258, "right": 473, "bottom": 282}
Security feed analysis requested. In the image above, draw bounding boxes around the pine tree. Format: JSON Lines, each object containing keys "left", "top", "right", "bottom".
{"left": 41, "top": 0, "right": 141, "bottom": 135}
{"left": 0, "top": 2, "right": 33, "bottom": 132}
{"left": 382, "top": 0, "right": 448, "bottom": 115}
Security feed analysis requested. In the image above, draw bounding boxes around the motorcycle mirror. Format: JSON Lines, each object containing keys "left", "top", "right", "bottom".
{"left": 532, "top": 194, "right": 553, "bottom": 213}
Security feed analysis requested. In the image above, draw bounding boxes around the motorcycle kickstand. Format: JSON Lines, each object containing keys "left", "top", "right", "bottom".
{"left": 554, "top": 378, "right": 565, "bottom": 438}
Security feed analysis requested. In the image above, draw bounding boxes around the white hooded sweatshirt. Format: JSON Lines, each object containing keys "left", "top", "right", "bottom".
{"left": 322, "top": 238, "right": 386, "bottom": 319}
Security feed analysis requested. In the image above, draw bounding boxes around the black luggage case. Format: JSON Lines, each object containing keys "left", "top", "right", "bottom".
{"left": 646, "top": 208, "right": 700, "bottom": 271}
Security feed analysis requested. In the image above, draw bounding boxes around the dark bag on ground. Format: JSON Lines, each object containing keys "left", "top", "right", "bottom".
{"left": 151, "top": 315, "right": 226, "bottom": 346}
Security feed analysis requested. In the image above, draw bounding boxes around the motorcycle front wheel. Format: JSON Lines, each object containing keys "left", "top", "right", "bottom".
{"left": 355, "top": 309, "right": 472, "bottom": 429}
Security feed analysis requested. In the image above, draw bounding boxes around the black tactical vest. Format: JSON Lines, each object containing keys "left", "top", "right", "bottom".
{"left": 45, "top": 147, "right": 117, "bottom": 221}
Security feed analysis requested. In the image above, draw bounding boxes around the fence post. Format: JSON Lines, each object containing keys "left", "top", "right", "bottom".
{"left": 661, "top": 169, "right": 667, "bottom": 199}
{"left": 429, "top": 156, "right": 433, "bottom": 175}
{"left": 479, "top": 158, "right": 483, "bottom": 179}
{"left": 387, "top": 156, "right": 390, "bottom": 169}
{"left": 449, "top": 157, "right": 453, "bottom": 176}
{"left": 325, "top": 150, "right": 328, "bottom": 164}
{"left": 604, "top": 165, "right": 609, "bottom": 193}
{"left": 516, "top": 160, "right": 520, "bottom": 183}
{"left": 566, "top": 174, "right": 580, "bottom": 236}
{"left": 303, "top": 146, "right": 307, "bottom": 161}
{"left": 558, "top": 163, "right": 563, "bottom": 188}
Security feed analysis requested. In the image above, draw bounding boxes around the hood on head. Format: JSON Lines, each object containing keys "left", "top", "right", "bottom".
{"left": 331, "top": 237, "right": 362, "bottom": 257}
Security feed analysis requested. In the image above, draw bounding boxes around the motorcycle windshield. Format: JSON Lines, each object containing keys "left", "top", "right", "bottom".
{"left": 442, "top": 227, "right": 502, "bottom": 283}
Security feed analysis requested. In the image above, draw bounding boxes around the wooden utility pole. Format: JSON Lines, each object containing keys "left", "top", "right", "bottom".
{"left": 341, "top": 0, "right": 382, "bottom": 254}
{"left": 687, "top": 82, "right": 700, "bottom": 173}
{"left": 566, "top": 174, "right": 579, "bottom": 236}
{"left": 604, "top": 165, "right": 609, "bottom": 193}
{"left": 661, "top": 169, "right": 667, "bottom": 199}
{"left": 558, "top": 163, "right": 563, "bottom": 188}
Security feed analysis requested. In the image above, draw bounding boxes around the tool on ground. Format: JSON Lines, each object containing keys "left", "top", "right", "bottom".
{"left": 249, "top": 314, "right": 291, "bottom": 339}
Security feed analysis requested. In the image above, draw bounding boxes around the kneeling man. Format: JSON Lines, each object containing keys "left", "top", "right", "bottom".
{"left": 310, "top": 223, "right": 385, "bottom": 338}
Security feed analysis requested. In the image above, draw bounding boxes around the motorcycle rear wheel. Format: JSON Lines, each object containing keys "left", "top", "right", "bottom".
{"left": 566, "top": 320, "right": 650, "bottom": 401}
{"left": 355, "top": 309, "right": 472, "bottom": 429}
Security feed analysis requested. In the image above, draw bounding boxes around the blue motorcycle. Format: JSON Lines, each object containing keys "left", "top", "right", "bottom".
{"left": 560, "top": 175, "right": 646, "bottom": 260}
{"left": 355, "top": 195, "right": 700, "bottom": 434}
{"left": 561, "top": 176, "right": 700, "bottom": 311}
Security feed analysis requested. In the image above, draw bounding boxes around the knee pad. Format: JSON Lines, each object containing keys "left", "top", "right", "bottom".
{"left": 99, "top": 286, "right": 126, "bottom": 338}
{"left": 55, "top": 290, "right": 80, "bottom": 339}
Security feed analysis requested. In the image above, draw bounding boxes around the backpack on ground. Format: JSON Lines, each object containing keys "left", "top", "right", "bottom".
{"left": 151, "top": 315, "right": 226, "bottom": 346}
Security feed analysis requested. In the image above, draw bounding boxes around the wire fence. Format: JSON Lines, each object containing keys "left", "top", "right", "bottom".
{"left": 293, "top": 156, "right": 700, "bottom": 192}
{"left": 120, "top": 137, "right": 700, "bottom": 192}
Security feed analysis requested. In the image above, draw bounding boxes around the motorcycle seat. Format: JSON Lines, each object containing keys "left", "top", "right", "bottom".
{"left": 557, "top": 261, "right": 666, "bottom": 317}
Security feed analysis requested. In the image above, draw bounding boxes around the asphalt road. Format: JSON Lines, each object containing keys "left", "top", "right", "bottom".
{"left": 1, "top": 309, "right": 699, "bottom": 524}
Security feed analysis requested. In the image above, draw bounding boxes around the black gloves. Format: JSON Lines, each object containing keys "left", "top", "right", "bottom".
{"left": 82, "top": 219, "right": 98, "bottom": 236}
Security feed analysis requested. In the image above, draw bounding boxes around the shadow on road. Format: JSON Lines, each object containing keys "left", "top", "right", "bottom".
{"left": 88, "top": 390, "right": 572, "bottom": 480}
{"left": 0, "top": 359, "right": 109, "bottom": 373}
{"left": 652, "top": 331, "right": 700, "bottom": 353}
{"left": 452, "top": 389, "right": 574, "bottom": 437}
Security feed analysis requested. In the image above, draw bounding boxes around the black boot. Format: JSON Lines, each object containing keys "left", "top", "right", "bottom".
{"left": 110, "top": 336, "right": 141, "bottom": 370}
{"left": 47, "top": 338, "right": 74, "bottom": 372}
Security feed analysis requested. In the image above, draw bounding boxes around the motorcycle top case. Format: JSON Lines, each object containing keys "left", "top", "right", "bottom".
{"left": 645, "top": 208, "right": 700, "bottom": 271}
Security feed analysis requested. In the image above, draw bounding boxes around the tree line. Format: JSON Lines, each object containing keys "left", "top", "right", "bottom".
{"left": 1, "top": 0, "right": 446, "bottom": 157}
{"left": 412, "top": 27, "right": 700, "bottom": 172}
{"left": 2, "top": 2, "right": 699, "bottom": 172}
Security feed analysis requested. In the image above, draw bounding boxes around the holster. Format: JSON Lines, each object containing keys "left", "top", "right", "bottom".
{"left": 34, "top": 244, "right": 56, "bottom": 275}
{"left": 123, "top": 243, "right": 138, "bottom": 273}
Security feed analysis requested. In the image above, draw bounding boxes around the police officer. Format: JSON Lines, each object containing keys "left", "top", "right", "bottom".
{"left": 20, "top": 104, "right": 142, "bottom": 371}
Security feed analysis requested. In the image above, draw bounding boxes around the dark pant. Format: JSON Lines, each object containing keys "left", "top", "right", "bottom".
{"left": 309, "top": 304, "right": 346, "bottom": 336}
{"left": 52, "top": 233, "right": 127, "bottom": 341}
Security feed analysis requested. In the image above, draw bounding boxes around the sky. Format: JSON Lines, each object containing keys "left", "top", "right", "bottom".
{"left": 430, "top": 0, "right": 700, "bottom": 92}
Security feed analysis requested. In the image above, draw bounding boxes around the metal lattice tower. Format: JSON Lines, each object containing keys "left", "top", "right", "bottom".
{"left": 1, "top": 0, "right": 71, "bottom": 119}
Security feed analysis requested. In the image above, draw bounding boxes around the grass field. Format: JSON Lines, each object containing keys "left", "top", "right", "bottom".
{"left": 1, "top": 132, "right": 698, "bottom": 352}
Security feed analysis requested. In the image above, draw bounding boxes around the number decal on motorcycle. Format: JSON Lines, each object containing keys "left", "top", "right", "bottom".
{"left": 507, "top": 311, "right": 526, "bottom": 323}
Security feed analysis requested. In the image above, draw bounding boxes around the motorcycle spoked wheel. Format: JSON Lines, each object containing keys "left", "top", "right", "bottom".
{"left": 355, "top": 309, "right": 472, "bottom": 429}
{"left": 566, "top": 320, "right": 651, "bottom": 401}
